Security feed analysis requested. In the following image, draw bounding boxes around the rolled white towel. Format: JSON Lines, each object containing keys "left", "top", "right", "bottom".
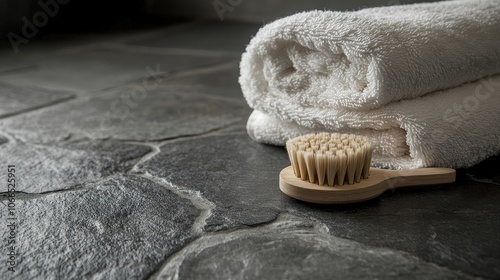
{"left": 240, "top": 0, "right": 500, "bottom": 113}
{"left": 246, "top": 75, "right": 500, "bottom": 169}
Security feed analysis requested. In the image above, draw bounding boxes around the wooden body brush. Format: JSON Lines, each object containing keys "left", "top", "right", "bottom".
{"left": 280, "top": 133, "right": 456, "bottom": 204}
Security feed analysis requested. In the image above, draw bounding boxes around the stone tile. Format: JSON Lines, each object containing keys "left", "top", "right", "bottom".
{"left": 0, "top": 83, "right": 73, "bottom": 118}
{"left": 153, "top": 215, "right": 472, "bottom": 280}
{"left": 0, "top": 175, "right": 199, "bottom": 279}
{"left": 0, "top": 86, "right": 251, "bottom": 143}
{"left": 137, "top": 134, "right": 288, "bottom": 230}
{"left": 126, "top": 21, "right": 261, "bottom": 55}
{"left": 0, "top": 140, "right": 150, "bottom": 193}
{"left": 0, "top": 46, "right": 230, "bottom": 93}
{"left": 137, "top": 134, "right": 500, "bottom": 278}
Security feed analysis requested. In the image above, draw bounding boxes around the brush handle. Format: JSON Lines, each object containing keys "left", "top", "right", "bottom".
{"left": 279, "top": 166, "right": 456, "bottom": 204}
{"left": 375, "top": 167, "right": 456, "bottom": 189}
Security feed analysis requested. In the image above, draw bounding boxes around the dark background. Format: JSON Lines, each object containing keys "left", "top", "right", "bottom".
{"left": 1, "top": 0, "right": 436, "bottom": 47}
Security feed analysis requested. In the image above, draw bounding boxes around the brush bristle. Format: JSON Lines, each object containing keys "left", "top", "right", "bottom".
{"left": 285, "top": 133, "right": 372, "bottom": 186}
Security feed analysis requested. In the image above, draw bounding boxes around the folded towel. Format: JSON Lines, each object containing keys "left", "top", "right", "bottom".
{"left": 240, "top": 0, "right": 500, "bottom": 111}
{"left": 246, "top": 75, "right": 500, "bottom": 169}
{"left": 240, "top": 0, "right": 500, "bottom": 169}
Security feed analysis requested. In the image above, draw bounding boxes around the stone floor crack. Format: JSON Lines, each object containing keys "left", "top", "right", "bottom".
{"left": 147, "top": 213, "right": 480, "bottom": 280}
{"left": 0, "top": 186, "right": 85, "bottom": 201}
{"left": 117, "top": 120, "right": 244, "bottom": 146}
{"left": 128, "top": 143, "right": 161, "bottom": 174}
{"left": 143, "top": 213, "right": 323, "bottom": 279}
{"left": 103, "top": 43, "right": 241, "bottom": 58}
{"left": 164, "top": 60, "right": 239, "bottom": 81}
{"left": 138, "top": 172, "right": 216, "bottom": 236}
{"left": 126, "top": 141, "right": 221, "bottom": 237}
{"left": 0, "top": 174, "right": 124, "bottom": 202}
{"left": 86, "top": 58, "right": 238, "bottom": 95}
{"left": 0, "top": 94, "right": 76, "bottom": 119}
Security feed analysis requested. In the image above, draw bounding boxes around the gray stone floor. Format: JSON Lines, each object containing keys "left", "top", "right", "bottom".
{"left": 0, "top": 20, "right": 499, "bottom": 279}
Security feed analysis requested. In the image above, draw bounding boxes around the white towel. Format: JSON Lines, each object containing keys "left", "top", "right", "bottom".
{"left": 246, "top": 75, "right": 500, "bottom": 169}
{"left": 240, "top": 0, "right": 500, "bottom": 169}
{"left": 240, "top": 0, "right": 500, "bottom": 111}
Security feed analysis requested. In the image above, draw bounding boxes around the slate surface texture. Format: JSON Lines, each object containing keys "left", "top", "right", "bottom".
{"left": 0, "top": 20, "right": 498, "bottom": 280}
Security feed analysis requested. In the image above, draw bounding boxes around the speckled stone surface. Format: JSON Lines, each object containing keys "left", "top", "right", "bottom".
{"left": 0, "top": 20, "right": 498, "bottom": 280}
{"left": 137, "top": 134, "right": 500, "bottom": 279}
{"left": 0, "top": 176, "right": 200, "bottom": 279}
{"left": 0, "top": 140, "right": 150, "bottom": 193}
{"left": 153, "top": 215, "right": 474, "bottom": 280}
{"left": 0, "top": 87, "right": 250, "bottom": 143}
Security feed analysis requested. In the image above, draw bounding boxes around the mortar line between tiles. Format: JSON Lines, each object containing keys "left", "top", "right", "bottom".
{"left": 172, "top": 91, "right": 246, "bottom": 103}
{"left": 0, "top": 188, "right": 84, "bottom": 201}
{"left": 0, "top": 184, "right": 86, "bottom": 202}
{"left": 125, "top": 145, "right": 217, "bottom": 238}
{"left": 0, "top": 94, "right": 76, "bottom": 120}
{"left": 86, "top": 59, "right": 239, "bottom": 97}
{"left": 147, "top": 212, "right": 481, "bottom": 280}
{"left": 116, "top": 120, "right": 245, "bottom": 146}
{"left": 128, "top": 143, "right": 162, "bottom": 174}
{"left": 137, "top": 172, "right": 216, "bottom": 237}
{"left": 145, "top": 214, "right": 304, "bottom": 279}
{"left": 0, "top": 173, "right": 126, "bottom": 202}
{"left": 163, "top": 59, "right": 239, "bottom": 80}
{"left": 101, "top": 43, "right": 241, "bottom": 58}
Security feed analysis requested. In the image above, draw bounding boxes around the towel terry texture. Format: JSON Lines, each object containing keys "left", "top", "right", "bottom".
{"left": 239, "top": 0, "right": 500, "bottom": 169}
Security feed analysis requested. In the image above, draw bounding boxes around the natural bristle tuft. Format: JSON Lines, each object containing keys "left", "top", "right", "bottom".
{"left": 285, "top": 133, "right": 372, "bottom": 186}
